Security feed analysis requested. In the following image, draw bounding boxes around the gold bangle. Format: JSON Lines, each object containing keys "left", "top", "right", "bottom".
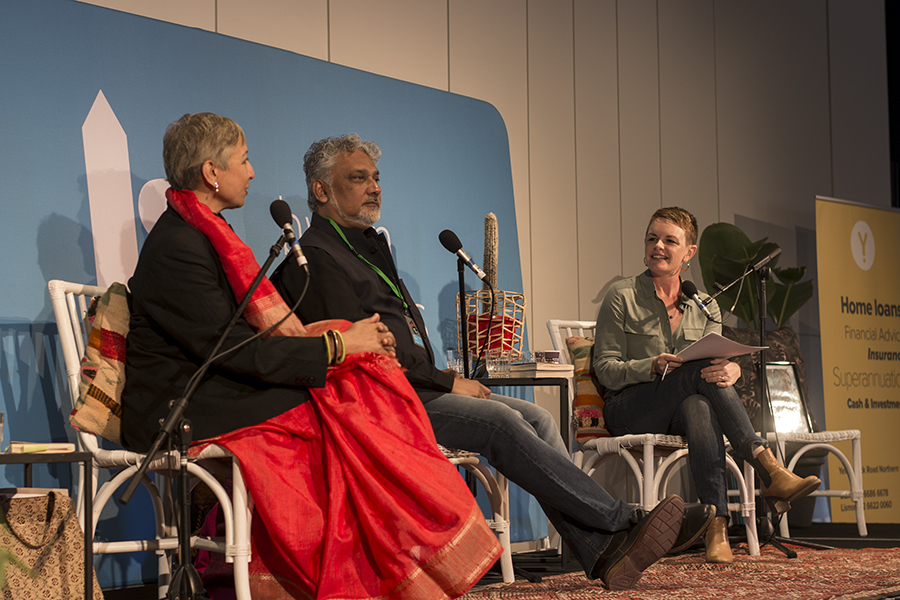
{"left": 322, "top": 332, "right": 333, "bottom": 365}
{"left": 326, "top": 330, "right": 341, "bottom": 366}
{"left": 334, "top": 330, "right": 346, "bottom": 365}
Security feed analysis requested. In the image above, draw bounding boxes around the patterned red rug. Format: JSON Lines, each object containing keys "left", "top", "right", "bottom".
{"left": 462, "top": 544, "right": 900, "bottom": 599}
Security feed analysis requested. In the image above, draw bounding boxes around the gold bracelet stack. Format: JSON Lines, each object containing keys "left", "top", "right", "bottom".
{"left": 333, "top": 330, "right": 346, "bottom": 365}
{"left": 323, "top": 330, "right": 346, "bottom": 366}
{"left": 322, "top": 332, "right": 333, "bottom": 365}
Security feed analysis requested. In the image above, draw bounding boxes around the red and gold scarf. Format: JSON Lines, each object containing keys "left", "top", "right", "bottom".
{"left": 167, "top": 187, "right": 308, "bottom": 336}
{"left": 169, "top": 187, "right": 501, "bottom": 599}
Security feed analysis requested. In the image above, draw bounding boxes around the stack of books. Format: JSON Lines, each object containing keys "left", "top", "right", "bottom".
{"left": 0, "top": 488, "right": 69, "bottom": 498}
{"left": 7, "top": 441, "right": 76, "bottom": 454}
{"left": 509, "top": 362, "right": 574, "bottom": 378}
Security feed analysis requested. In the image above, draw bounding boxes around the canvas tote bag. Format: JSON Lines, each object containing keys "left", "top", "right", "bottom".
{"left": 0, "top": 491, "right": 102, "bottom": 599}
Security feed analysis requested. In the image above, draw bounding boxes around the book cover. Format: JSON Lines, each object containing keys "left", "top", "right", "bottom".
{"left": 7, "top": 442, "right": 76, "bottom": 454}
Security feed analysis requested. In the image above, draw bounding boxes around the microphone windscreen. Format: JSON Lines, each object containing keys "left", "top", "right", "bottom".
{"left": 439, "top": 229, "right": 462, "bottom": 253}
{"left": 681, "top": 280, "right": 699, "bottom": 297}
{"left": 270, "top": 199, "right": 293, "bottom": 228}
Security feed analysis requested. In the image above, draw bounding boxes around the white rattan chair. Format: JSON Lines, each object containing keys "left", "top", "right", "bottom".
{"left": 440, "top": 447, "right": 514, "bottom": 583}
{"left": 719, "top": 327, "right": 867, "bottom": 538}
{"left": 547, "top": 319, "right": 759, "bottom": 555}
{"left": 48, "top": 279, "right": 252, "bottom": 599}
{"left": 766, "top": 428, "right": 865, "bottom": 537}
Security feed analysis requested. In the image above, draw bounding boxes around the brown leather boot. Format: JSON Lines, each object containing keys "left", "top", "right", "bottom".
{"left": 704, "top": 516, "right": 733, "bottom": 563}
{"left": 752, "top": 447, "right": 822, "bottom": 516}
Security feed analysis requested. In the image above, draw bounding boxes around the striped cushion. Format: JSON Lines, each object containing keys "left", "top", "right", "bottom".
{"left": 70, "top": 283, "right": 128, "bottom": 444}
{"left": 565, "top": 336, "right": 610, "bottom": 443}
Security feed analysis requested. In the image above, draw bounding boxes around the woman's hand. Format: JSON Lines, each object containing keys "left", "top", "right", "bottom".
{"left": 653, "top": 353, "right": 682, "bottom": 377}
{"left": 342, "top": 314, "right": 396, "bottom": 356}
{"left": 701, "top": 358, "right": 741, "bottom": 387}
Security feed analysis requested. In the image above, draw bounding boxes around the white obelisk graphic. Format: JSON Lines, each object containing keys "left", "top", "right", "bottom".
{"left": 82, "top": 90, "right": 139, "bottom": 287}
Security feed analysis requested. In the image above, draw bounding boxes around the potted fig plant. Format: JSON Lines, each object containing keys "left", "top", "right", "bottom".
{"left": 697, "top": 222, "right": 813, "bottom": 330}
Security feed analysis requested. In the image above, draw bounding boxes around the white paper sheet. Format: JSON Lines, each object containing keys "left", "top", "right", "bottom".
{"left": 677, "top": 332, "right": 766, "bottom": 362}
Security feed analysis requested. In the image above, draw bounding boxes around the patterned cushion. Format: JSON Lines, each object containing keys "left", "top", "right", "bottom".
{"left": 69, "top": 283, "right": 129, "bottom": 444}
{"left": 565, "top": 336, "right": 610, "bottom": 443}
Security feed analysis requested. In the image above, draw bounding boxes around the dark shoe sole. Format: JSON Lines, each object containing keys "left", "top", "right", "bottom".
{"left": 600, "top": 495, "right": 684, "bottom": 591}
{"left": 669, "top": 504, "right": 716, "bottom": 554}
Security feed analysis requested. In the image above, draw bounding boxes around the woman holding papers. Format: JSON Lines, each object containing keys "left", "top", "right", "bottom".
{"left": 593, "top": 207, "right": 820, "bottom": 563}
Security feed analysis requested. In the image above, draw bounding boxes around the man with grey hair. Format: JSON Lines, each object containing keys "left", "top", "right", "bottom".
{"left": 271, "top": 134, "right": 713, "bottom": 590}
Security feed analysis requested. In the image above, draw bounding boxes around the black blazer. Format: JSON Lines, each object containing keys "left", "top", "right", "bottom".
{"left": 271, "top": 213, "right": 455, "bottom": 402}
{"left": 121, "top": 207, "right": 328, "bottom": 452}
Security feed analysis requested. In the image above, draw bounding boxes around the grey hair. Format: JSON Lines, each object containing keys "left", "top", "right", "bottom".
{"left": 163, "top": 113, "right": 245, "bottom": 191}
{"left": 303, "top": 134, "right": 381, "bottom": 212}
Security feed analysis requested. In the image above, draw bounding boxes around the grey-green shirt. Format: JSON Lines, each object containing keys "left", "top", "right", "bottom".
{"left": 593, "top": 270, "right": 721, "bottom": 392}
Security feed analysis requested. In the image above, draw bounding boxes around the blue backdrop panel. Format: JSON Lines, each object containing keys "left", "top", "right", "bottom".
{"left": 1, "top": 0, "right": 537, "bottom": 588}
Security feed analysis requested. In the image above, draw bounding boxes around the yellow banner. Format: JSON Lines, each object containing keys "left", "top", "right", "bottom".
{"left": 816, "top": 197, "right": 900, "bottom": 523}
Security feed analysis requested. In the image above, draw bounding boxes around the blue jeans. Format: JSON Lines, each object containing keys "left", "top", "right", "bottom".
{"left": 424, "top": 392, "right": 638, "bottom": 577}
{"left": 602, "top": 360, "right": 766, "bottom": 518}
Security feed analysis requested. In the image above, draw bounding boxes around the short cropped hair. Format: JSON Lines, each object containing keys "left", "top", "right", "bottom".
{"left": 163, "top": 113, "right": 245, "bottom": 191}
{"left": 646, "top": 206, "right": 698, "bottom": 246}
{"left": 303, "top": 134, "right": 381, "bottom": 212}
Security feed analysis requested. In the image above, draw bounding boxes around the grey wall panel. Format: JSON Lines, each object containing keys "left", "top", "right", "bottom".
{"left": 574, "top": 0, "right": 622, "bottom": 320}
{"left": 617, "top": 0, "right": 662, "bottom": 274}
{"left": 828, "top": 0, "right": 891, "bottom": 206}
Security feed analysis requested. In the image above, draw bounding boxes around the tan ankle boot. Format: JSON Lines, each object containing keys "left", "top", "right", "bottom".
{"left": 753, "top": 447, "right": 822, "bottom": 516}
{"left": 704, "top": 516, "right": 733, "bottom": 563}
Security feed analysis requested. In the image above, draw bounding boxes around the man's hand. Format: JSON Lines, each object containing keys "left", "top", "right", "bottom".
{"left": 342, "top": 314, "right": 396, "bottom": 356}
{"left": 451, "top": 377, "right": 491, "bottom": 399}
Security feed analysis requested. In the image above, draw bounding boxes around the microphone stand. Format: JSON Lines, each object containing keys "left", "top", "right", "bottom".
{"left": 119, "top": 233, "right": 289, "bottom": 600}
{"left": 753, "top": 266, "right": 797, "bottom": 557}
{"left": 457, "top": 257, "right": 470, "bottom": 378}
{"left": 706, "top": 262, "right": 831, "bottom": 557}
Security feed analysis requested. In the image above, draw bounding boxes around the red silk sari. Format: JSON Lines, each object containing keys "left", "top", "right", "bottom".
{"left": 169, "top": 189, "right": 501, "bottom": 598}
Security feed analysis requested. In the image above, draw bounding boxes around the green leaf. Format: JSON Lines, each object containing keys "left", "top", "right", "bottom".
{"left": 773, "top": 266, "right": 806, "bottom": 285}
{"left": 698, "top": 223, "right": 752, "bottom": 295}
{"left": 708, "top": 240, "right": 780, "bottom": 328}
{"left": 698, "top": 222, "right": 813, "bottom": 330}
{"left": 768, "top": 270, "right": 814, "bottom": 328}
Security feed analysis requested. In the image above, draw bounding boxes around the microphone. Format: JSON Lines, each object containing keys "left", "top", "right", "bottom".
{"left": 439, "top": 229, "right": 486, "bottom": 280}
{"left": 270, "top": 199, "right": 308, "bottom": 270}
{"left": 682, "top": 280, "right": 715, "bottom": 322}
{"left": 751, "top": 246, "right": 781, "bottom": 272}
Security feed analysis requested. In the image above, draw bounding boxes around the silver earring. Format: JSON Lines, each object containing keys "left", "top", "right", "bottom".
{"left": 214, "top": 182, "right": 219, "bottom": 193}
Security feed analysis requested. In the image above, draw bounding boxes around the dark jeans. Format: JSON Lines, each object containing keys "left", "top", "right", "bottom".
{"left": 602, "top": 360, "right": 766, "bottom": 518}
{"left": 424, "top": 392, "right": 638, "bottom": 578}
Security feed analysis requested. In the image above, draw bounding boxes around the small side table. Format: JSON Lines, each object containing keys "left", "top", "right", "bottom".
{"left": 481, "top": 377, "right": 571, "bottom": 450}
{"left": 0, "top": 451, "right": 93, "bottom": 599}
{"left": 479, "top": 377, "right": 578, "bottom": 578}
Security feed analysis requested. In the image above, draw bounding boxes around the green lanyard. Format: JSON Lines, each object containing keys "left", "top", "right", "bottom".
{"left": 324, "top": 217, "right": 409, "bottom": 310}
